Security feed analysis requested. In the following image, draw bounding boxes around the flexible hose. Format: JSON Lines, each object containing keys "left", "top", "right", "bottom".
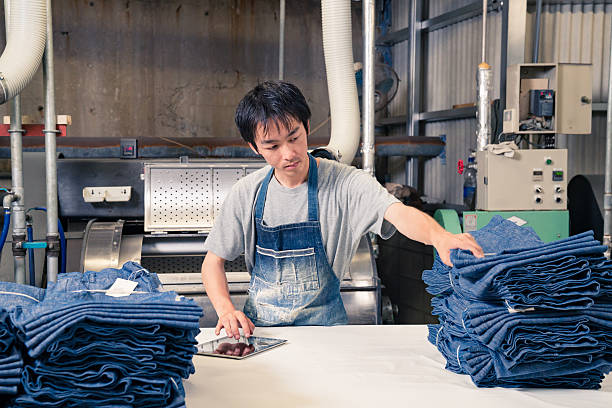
{"left": 0, "top": 210, "right": 11, "bottom": 255}
{"left": 57, "top": 218, "right": 66, "bottom": 275}
{"left": 0, "top": 0, "right": 47, "bottom": 104}
{"left": 319, "top": 0, "right": 360, "bottom": 164}
{"left": 27, "top": 223, "right": 35, "bottom": 285}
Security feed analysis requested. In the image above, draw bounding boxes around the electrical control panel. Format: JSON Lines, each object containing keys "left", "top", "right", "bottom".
{"left": 476, "top": 149, "right": 567, "bottom": 211}
{"left": 503, "top": 63, "right": 591, "bottom": 134}
{"left": 529, "top": 89, "right": 554, "bottom": 117}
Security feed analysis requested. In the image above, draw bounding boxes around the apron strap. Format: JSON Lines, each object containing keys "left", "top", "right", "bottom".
{"left": 254, "top": 153, "right": 319, "bottom": 222}
{"left": 306, "top": 154, "right": 319, "bottom": 222}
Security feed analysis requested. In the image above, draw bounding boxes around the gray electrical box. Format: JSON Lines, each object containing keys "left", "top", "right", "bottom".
{"left": 476, "top": 149, "right": 568, "bottom": 211}
{"left": 503, "top": 63, "right": 592, "bottom": 135}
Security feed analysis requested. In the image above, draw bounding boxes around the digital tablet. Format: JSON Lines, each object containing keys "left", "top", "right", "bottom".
{"left": 196, "top": 335, "right": 287, "bottom": 360}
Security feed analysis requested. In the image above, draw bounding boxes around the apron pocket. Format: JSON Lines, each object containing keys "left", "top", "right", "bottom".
{"left": 255, "top": 245, "right": 320, "bottom": 291}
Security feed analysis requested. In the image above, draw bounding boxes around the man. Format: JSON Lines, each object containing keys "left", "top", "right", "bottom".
{"left": 202, "top": 81, "right": 483, "bottom": 339}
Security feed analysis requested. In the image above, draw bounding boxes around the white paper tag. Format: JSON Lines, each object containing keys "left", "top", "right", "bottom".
{"left": 507, "top": 216, "right": 527, "bottom": 226}
{"left": 506, "top": 300, "right": 535, "bottom": 313}
{"left": 106, "top": 278, "right": 138, "bottom": 297}
{"left": 507, "top": 306, "right": 535, "bottom": 314}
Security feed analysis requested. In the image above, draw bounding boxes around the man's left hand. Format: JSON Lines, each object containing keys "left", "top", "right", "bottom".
{"left": 432, "top": 231, "right": 483, "bottom": 267}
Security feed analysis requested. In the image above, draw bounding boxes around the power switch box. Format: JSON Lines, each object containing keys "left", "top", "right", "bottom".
{"left": 120, "top": 139, "right": 138, "bottom": 159}
{"left": 83, "top": 186, "right": 132, "bottom": 203}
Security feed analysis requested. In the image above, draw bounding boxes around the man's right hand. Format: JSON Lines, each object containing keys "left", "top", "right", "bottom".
{"left": 216, "top": 310, "right": 255, "bottom": 339}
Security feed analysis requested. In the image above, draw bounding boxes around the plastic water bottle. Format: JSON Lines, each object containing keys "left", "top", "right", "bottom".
{"left": 463, "top": 157, "right": 476, "bottom": 210}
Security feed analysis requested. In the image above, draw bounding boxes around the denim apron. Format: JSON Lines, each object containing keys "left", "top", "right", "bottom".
{"left": 243, "top": 154, "right": 348, "bottom": 326}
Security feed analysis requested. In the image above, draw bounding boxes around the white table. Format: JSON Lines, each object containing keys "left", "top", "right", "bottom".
{"left": 185, "top": 325, "right": 611, "bottom": 408}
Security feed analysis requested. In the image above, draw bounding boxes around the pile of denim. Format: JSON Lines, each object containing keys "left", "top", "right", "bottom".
{"left": 0, "top": 282, "right": 45, "bottom": 406}
{"left": 0, "top": 262, "right": 202, "bottom": 407}
{"left": 423, "top": 216, "right": 612, "bottom": 388}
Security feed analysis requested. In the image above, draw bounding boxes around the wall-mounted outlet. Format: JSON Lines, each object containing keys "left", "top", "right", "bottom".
{"left": 83, "top": 186, "right": 132, "bottom": 203}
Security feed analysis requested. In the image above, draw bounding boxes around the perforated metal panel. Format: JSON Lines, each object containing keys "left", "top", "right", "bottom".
{"left": 149, "top": 168, "right": 213, "bottom": 228}
{"left": 213, "top": 169, "right": 245, "bottom": 220}
{"left": 144, "top": 160, "right": 265, "bottom": 232}
{"left": 224, "top": 257, "right": 248, "bottom": 272}
{"left": 142, "top": 256, "right": 205, "bottom": 274}
{"left": 141, "top": 256, "right": 248, "bottom": 274}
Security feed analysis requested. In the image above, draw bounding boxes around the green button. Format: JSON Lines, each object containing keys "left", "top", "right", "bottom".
{"left": 545, "top": 159, "right": 552, "bottom": 165}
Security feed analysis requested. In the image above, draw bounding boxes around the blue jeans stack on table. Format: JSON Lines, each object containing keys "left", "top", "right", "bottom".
{"left": 423, "top": 215, "right": 612, "bottom": 388}
{"left": 0, "top": 262, "right": 203, "bottom": 407}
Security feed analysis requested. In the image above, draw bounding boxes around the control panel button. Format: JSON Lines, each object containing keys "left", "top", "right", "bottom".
{"left": 532, "top": 169, "right": 543, "bottom": 182}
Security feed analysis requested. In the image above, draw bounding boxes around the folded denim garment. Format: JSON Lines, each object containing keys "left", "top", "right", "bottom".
{"left": 424, "top": 216, "right": 612, "bottom": 388}
{"left": 0, "top": 307, "right": 26, "bottom": 398}
{"left": 1, "top": 263, "right": 200, "bottom": 408}
{"left": 429, "top": 324, "right": 608, "bottom": 389}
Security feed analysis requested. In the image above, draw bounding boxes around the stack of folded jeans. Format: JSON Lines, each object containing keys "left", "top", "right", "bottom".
{"left": 0, "top": 282, "right": 45, "bottom": 406}
{"left": 423, "top": 216, "right": 612, "bottom": 388}
{"left": 7, "top": 262, "right": 202, "bottom": 407}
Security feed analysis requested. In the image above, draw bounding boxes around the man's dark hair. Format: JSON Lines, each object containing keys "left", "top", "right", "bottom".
{"left": 235, "top": 81, "right": 311, "bottom": 150}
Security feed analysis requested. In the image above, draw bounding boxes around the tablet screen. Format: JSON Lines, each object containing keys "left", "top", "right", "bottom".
{"left": 196, "top": 336, "right": 287, "bottom": 359}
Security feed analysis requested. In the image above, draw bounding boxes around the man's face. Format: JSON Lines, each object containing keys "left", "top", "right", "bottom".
{"left": 250, "top": 117, "right": 309, "bottom": 182}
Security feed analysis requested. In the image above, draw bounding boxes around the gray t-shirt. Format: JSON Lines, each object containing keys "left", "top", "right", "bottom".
{"left": 203, "top": 158, "right": 400, "bottom": 280}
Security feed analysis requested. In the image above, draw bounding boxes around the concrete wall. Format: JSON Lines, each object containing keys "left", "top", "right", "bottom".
{"left": 0, "top": 0, "right": 363, "bottom": 140}
{"left": 0, "top": 0, "right": 364, "bottom": 283}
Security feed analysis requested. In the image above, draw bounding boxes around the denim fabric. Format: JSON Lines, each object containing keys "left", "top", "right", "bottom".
{"left": 46, "top": 262, "right": 163, "bottom": 295}
{"left": 2, "top": 263, "right": 200, "bottom": 407}
{"left": 424, "top": 216, "right": 612, "bottom": 388}
{"left": 0, "top": 282, "right": 45, "bottom": 310}
{"left": 244, "top": 153, "right": 348, "bottom": 326}
{"left": 429, "top": 324, "right": 608, "bottom": 389}
{"left": 0, "top": 300, "right": 30, "bottom": 397}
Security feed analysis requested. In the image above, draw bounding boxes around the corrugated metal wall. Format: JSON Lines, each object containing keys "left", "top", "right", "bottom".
{"left": 390, "top": 1, "right": 611, "bottom": 204}
{"left": 422, "top": 9, "right": 502, "bottom": 203}
{"left": 530, "top": 2, "right": 612, "bottom": 178}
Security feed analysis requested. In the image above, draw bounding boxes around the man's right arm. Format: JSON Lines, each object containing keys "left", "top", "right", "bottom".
{"left": 201, "top": 251, "right": 255, "bottom": 339}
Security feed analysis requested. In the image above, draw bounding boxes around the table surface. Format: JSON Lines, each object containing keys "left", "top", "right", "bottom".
{"left": 185, "top": 325, "right": 611, "bottom": 408}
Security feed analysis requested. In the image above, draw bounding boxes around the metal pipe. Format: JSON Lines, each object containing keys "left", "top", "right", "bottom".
{"left": 279, "top": 0, "right": 285, "bottom": 80}
{"left": 362, "top": 0, "right": 375, "bottom": 175}
{"left": 481, "top": 0, "right": 487, "bottom": 63}
{"left": 9, "top": 97, "right": 26, "bottom": 285}
{"left": 5, "top": 1, "right": 27, "bottom": 284}
{"left": 604, "top": 27, "right": 612, "bottom": 257}
{"left": 499, "top": 0, "right": 509, "bottom": 144}
{"left": 533, "top": 0, "right": 542, "bottom": 63}
{"left": 476, "top": 0, "right": 491, "bottom": 151}
{"left": 43, "top": 0, "right": 59, "bottom": 283}
{"left": 408, "top": 0, "right": 422, "bottom": 138}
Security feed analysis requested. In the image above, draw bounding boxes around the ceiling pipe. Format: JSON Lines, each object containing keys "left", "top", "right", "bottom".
{"left": 279, "top": 0, "right": 285, "bottom": 81}
{"left": 362, "top": 0, "right": 375, "bottom": 176}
